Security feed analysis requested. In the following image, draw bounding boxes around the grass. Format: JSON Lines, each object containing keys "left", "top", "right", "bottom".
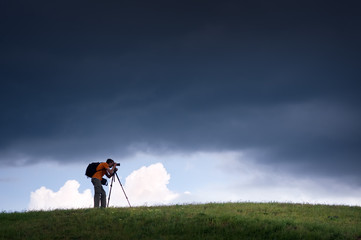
{"left": 1, "top": 202, "right": 361, "bottom": 240}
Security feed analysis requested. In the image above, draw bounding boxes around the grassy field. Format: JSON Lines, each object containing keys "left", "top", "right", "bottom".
{"left": 1, "top": 202, "right": 361, "bottom": 240}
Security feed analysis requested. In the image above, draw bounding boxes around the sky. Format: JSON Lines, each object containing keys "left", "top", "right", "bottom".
{"left": 1, "top": 0, "right": 361, "bottom": 212}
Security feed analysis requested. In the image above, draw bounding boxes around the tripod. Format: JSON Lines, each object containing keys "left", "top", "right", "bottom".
{"left": 107, "top": 171, "right": 131, "bottom": 207}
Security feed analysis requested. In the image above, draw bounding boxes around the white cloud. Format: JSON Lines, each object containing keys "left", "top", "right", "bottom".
{"left": 28, "top": 180, "right": 93, "bottom": 211}
{"left": 108, "top": 163, "right": 179, "bottom": 207}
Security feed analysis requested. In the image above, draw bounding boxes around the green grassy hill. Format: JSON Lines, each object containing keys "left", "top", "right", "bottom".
{"left": 1, "top": 202, "right": 361, "bottom": 240}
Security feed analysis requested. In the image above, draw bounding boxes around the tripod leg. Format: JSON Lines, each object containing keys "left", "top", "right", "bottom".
{"left": 107, "top": 175, "right": 115, "bottom": 207}
{"left": 115, "top": 172, "right": 132, "bottom": 207}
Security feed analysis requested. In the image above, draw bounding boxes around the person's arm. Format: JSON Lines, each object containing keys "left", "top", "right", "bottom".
{"left": 105, "top": 164, "right": 117, "bottom": 178}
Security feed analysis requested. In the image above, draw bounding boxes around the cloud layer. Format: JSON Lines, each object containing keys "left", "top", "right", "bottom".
{"left": 28, "top": 180, "right": 93, "bottom": 210}
{"left": 2, "top": 1, "right": 361, "bottom": 191}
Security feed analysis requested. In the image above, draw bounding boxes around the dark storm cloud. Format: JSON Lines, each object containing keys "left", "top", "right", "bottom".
{"left": 1, "top": 1, "right": 360, "bottom": 180}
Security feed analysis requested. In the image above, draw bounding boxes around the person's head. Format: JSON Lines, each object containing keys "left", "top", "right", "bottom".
{"left": 106, "top": 158, "right": 114, "bottom": 166}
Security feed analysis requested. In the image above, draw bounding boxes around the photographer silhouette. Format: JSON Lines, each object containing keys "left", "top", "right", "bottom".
{"left": 90, "top": 159, "right": 117, "bottom": 208}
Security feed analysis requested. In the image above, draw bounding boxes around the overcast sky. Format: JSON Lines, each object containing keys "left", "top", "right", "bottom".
{"left": 1, "top": 1, "right": 361, "bottom": 211}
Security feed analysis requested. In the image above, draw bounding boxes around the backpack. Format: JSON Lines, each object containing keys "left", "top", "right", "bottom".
{"left": 85, "top": 162, "right": 100, "bottom": 178}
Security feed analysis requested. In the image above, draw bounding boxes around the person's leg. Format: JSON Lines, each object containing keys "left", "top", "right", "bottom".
{"left": 100, "top": 185, "right": 107, "bottom": 208}
{"left": 91, "top": 178, "right": 102, "bottom": 208}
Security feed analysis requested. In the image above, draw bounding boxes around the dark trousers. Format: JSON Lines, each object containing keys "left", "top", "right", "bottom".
{"left": 91, "top": 178, "right": 106, "bottom": 208}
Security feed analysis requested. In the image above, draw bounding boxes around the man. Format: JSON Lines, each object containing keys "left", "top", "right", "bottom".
{"left": 91, "top": 158, "right": 118, "bottom": 208}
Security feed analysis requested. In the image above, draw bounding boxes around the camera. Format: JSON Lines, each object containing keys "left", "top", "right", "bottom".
{"left": 116, "top": 163, "right": 120, "bottom": 166}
